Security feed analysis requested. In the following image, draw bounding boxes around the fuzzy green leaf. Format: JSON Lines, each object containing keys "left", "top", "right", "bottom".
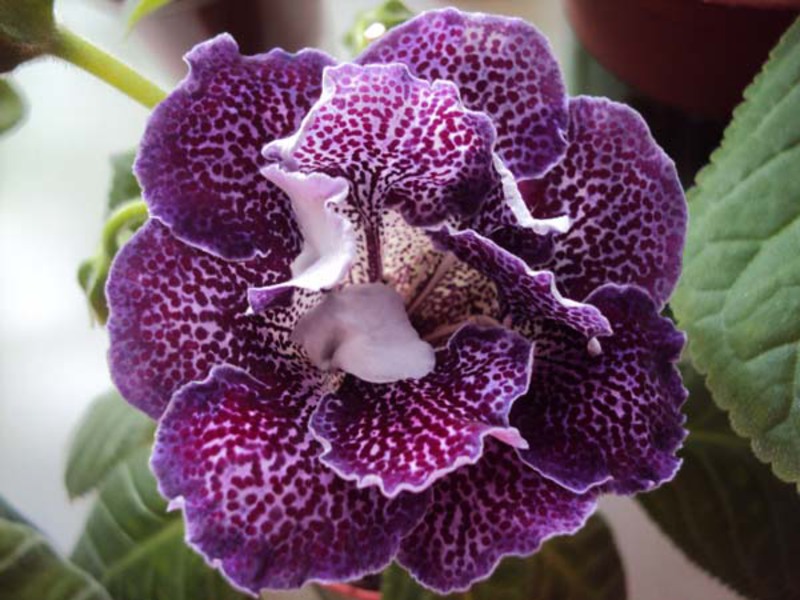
{"left": 0, "top": 0, "right": 55, "bottom": 72}
{"left": 671, "top": 16, "right": 800, "bottom": 486}
{"left": 380, "top": 515, "right": 625, "bottom": 600}
{"left": 0, "top": 79, "right": 24, "bottom": 134}
{"left": 65, "top": 390, "right": 155, "bottom": 498}
{"left": 639, "top": 364, "right": 800, "bottom": 600}
{"left": 0, "top": 518, "right": 111, "bottom": 600}
{"left": 71, "top": 446, "right": 249, "bottom": 600}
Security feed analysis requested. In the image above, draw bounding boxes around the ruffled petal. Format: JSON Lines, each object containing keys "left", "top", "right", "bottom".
{"left": 135, "top": 34, "right": 335, "bottom": 260}
{"left": 429, "top": 228, "right": 612, "bottom": 342}
{"left": 263, "top": 62, "right": 499, "bottom": 283}
{"left": 357, "top": 8, "right": 568, "bottom": 180}
{"left": 310, "top": 325, "right": 533, "bottom": 497}
{"left": 512, "top": 284, "right": 687, "bottom": 494}
{"left": 107, "top": 220, "right": 307, "bottom": 418}
{"left": 397, "top": 440, "right": 597, "bottom": 594}
{"left": 152, "top": 364, "right": 429, "bottom": 593}
{"left": 521, "top": 97, "right": 686, "bottom": 306}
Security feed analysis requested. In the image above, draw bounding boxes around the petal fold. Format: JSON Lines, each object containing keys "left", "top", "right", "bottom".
{"left": 521, "top": 97, "right": 687, "bottom": 306}
{"left": 310, "top": 325, "right": 533, "bottom": 497}
{"left": 429, "top": 228, "right": 612, "bottom": 342}
{"left": 512, "top": 284, "right": 687, "bottom": 494}
{"left": 397, "top": 440, "right": 597, "bottom": 594}
{"left": 152, "top": 364, "right": 429, "bottom": 593}
{"left": 357, "top": 8, "right": 568, "bottom": 180}
{"left": 136, "top": 34, "right": 335, "bottom": 260}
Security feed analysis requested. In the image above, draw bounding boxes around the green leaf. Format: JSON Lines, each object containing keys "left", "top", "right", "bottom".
{"left": 639, "top": 364, "right": 800, "bottom": 600}
{"left": 671, "top": 16, "right": 800, "bottom": 486}
{"left": 71, "top": 446, "right": 249, "bottom": 600}
{"left": 127, "top": 0, "right": 173, "bottom": 29}
{"left": 65, "top": 390, "right": 155, "bottom": 498}
{"left": 108, "top": 150, "right": 141, "bottom": 213}
{"left": 0, "top": 79, "right": 24, "bottom": 134}
{"left": 380, "top": 515, "right": 625, "bottom": 600}
{"left": 0, "top": 0, "right": 56, "bottom": 72}
{"left": 0, "top": 518, "right": 111, "bottom": 600}
{"left": 344, "top": 0, "right": 414, "bottom": 55}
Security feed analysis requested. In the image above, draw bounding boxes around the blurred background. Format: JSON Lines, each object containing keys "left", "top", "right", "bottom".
{"left": 0, "top": 0, "right": 776, "bottom": 597}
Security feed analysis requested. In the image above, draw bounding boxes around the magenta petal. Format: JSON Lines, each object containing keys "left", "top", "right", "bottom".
{"left": 136, "top": 34, "right": 335, "bottom": 260}
{"left": 397, "top": 439, "right": 597, "bottom": 594}
{"left": 107, "top": 220, "right": 304, "bottom": 418}
{"left": 310, "top": 325, "right": 533, "bottom": 497}
{"left": 357, "top": 8, "right": 568, "bottom": 180}
{"left": 513, "top": 284, "right": 687, "bottom": 494}
{"left": 152, "top": 364, "right": 429, "bottom": 593}
{"left": 521, "top": 97, "right": 686, "bottom": 306}
{"left": 263, "top": 62, "right": 499, "bottom": 283}
{"left": 429, "top": 228, "right": 611, "bottom": 341}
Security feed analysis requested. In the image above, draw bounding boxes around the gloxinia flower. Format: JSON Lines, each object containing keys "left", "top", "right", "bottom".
{"left": 107, "top": 8, "right": 687, "bottom": 595}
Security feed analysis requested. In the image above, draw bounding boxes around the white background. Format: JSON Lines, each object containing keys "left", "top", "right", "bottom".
{"left": 0, "top": 1, "right": 740, "bottom": 598}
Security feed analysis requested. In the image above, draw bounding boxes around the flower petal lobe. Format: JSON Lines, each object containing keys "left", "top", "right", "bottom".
{"left": 152, "top": 364, "right": 429, "bottom": 592}
{"left": 513, "top": 284, "right": 687, "bottom": 494}
{"left": 310, "top": 325, "right": 533, "bottom": 496}
{"left": 522, "top": 97, "right": 686, "bottom": 305}
{"left": 136, "top": 34, "right": 335, "bottom": 260}
{"left": 397, "top": 440, "right": 597, "bottom": 594}
{"left": 358, "top": 8, "right": 568, "bottom": 180}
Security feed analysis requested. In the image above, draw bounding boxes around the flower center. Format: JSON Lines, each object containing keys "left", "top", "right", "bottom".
{"left": 291, "top": 283, "right": 435, "bottom": 384}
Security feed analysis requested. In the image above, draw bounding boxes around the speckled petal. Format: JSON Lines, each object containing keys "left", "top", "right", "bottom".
{"left": 107, "top": 220, "right": 309, "bottom": 419}
{"left": 521, "top": 97, "right": 686, "bottom": 306}
{"left": 152, "top": 364, "right": 428, "bottom": 593}
{"left": 513, "top": 284, "right": 687, "bottom": 494}
{"left": 310, "top": 325, "right": 533, "bottom": 497}
{"left": 429, "top": 228, "right": 611, "bottom": 342}
{"left": 263, "top": 62, "right": 498, "bottom": 283}
{"left": 397, "top": 439, "right": 597, "bottom": 594}
{"left": 357, "top": 8, "right": 568, "bottom": 180}
{"left": 135, "top": 34, "right": 335, "bottom": 260}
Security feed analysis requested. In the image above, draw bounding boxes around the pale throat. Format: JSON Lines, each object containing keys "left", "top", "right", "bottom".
{"left": 291, "top": 282, "right": 436, "bottom": 384}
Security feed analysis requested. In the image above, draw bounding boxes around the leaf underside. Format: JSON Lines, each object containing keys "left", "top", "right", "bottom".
{"left": 64, "top": 389, "right": 154, "bottom": 498}
{"left": 70, "top": 446, "right": 249, "bottom": 600}
{"left": 639, "top": 364, "right": 800, "bottom": 600}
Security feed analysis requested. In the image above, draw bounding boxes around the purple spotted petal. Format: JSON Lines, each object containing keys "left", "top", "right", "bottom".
{"left": 310, "top": 325, "right": 533, "bottom": 497}
{"left": 521, "top": 97, "right": 686, "bottom": 306}
{"left": 152, "top": 364, "right": 429, "bottom": 593}
{"left": 357, "top": 8, "right": 568, "bottom": 180}
{"left": 512, "top": 284, "right": 687, "bottom": 494}
{"left": 263, "top": 62, "right": 498, "bottom": 283}
{"left": 397, "top": 439, "right": 597, "bottom": 594}
{"left": 429, "top": 228, "right": 611, "bottom": 342}
{"left": 135, "top": 34, "right": 335, "bottom": 260}
{"left": 107, "top": 220, "right": 308, "bottom": 418}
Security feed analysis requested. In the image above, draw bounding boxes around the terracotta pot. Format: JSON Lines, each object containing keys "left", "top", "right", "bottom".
{"left": 565, "top": 0, "right": 797, "bottom": 118}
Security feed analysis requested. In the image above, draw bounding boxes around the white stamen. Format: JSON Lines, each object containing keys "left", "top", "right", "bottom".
{"left": 292, "top": 283, "right": 435, "bottom": 383}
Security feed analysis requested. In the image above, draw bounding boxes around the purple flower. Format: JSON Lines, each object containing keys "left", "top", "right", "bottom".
{"left": 106, "top": 8, "right": 687, "bottom": 595}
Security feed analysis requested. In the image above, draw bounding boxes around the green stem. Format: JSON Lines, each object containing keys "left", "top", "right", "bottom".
{"left": 52, "top": 26, "right": 166, "bottom": 109}
{"left": 102, "top": 200, "right": 149, "bottom": 256}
